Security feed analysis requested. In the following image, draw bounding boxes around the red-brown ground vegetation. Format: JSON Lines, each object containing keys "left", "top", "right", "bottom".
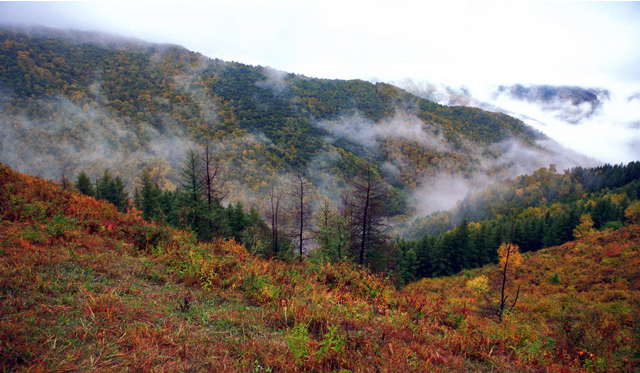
{"left": 1, "top": 164, "right": 638, "bottom": 372}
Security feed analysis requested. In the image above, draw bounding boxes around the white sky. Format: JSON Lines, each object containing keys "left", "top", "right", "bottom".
{"left": 1, "top": 1, "right": 639, "bottom": 89}
{"left": 1, "top": 1, "right": 639, "bottom": 164}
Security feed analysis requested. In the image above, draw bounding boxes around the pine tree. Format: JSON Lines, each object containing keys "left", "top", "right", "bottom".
{"left": 315, "top": 200, "right": 351, "bottom": 262}
{"left": 241, "top": 207, "right": 271, "bottom": 256}
{"left": 111, "top": 176, "right": 127, "bottom": 212}
{"left": 97, "top": 170, "right": 128, "bottom": 211}
{"left": 178, "top": 148, "right": 206, "bottom": 238}
{"left": 138, "top": 168, "right": 162, "bottom": 222}
{"left": 75, "top": 170, "right": 95, "bottom": 197}
{"left": 226, "top": 202, "right": 249, "bottom": 241}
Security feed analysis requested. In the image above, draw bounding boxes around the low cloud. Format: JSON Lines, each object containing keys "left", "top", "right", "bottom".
{"left": 0, "top": 92, "right": 197, "bottom": 191}
{"left": 256, "top": 67, "right": 289, "bottom": 95}
{"left": 409, "top": 137, "right": 598, "bottom": 217}
{"left": 488, "top": 88, "right": 640, "bottom": 164}
{"left": 174, "top": 57, "right": 219, "bottom": 125}
{"left": 317, "top": 110, "right": 449, "bottom": 151}
{"left": 491, "top": 84, "right": 610, "bottom": 124}
{"left": 398, "top": 79, "right": 640, "bottom": 165}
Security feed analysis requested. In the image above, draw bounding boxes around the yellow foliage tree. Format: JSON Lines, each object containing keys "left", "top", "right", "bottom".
{"left": 573, "top": 213, "right": 595, "bottom": 239}
{"left": 498, "top": 242, "right": 523, "bottom": 270}
{"left": 466, "top": 275, "right": 489, "bottom": 295}
{"left": 625, "top": 201, "right": 640, "bottom": 225}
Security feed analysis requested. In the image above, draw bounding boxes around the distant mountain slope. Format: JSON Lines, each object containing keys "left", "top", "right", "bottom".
{"left": 492, "top": 84, "right": 610, "bottom": 124}
{"left": 0, "top": 26, "right": 587, "bottom": 220}
{"left": 400, "top": 79, "right": 640, "bottom": 165}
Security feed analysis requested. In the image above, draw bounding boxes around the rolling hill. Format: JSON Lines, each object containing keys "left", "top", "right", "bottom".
{"left": 1, "top": 160, "right": 638, "bottom": 372}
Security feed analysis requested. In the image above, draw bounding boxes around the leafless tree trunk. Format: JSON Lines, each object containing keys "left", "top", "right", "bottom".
{"left": 349, "top": 164, "right": 387, "bottom": 266}
{"left": 290, "top": 173, "right": 312, "bottom": 262}
{"left": 268, "top": 183, "right": 285, "bottom": 257}
{"left": 201, "top": 139, "right": 227, "bottom": 209}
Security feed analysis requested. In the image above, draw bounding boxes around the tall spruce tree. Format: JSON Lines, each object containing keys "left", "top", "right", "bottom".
{"left": 178, "top": 148, "right": 206, "bottom": 238}
{"left": 97, "top": 170, "right": 128, "bottom": 211}
{"left": 75, "top": 170, "right": 95, "bottom": 197}
{"left": 136, "top": 168, "right": 162, "bottom": 222}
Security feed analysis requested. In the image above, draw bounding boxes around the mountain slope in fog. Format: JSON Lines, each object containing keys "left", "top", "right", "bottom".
{"left": 493, "top": 84, "right": 610, "bottom": 124}
{"left": 0, "top": 26, "right": 596, "bottom": 219}
{"left": 400, "top": 79, "right": 640, "bottom": 165}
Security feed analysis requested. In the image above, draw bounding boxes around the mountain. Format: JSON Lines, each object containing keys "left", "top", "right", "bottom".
{"left": 399, "top": 80, "right": 640, "bottom": 165}
{"left": 492, "top": 84, "right": 609, "bottom": 124}
{"left": 1, "top": 162, "right": 638, "bottom": 372}
{"left": 0, "top": 26, "right": 591, "bottom": 221}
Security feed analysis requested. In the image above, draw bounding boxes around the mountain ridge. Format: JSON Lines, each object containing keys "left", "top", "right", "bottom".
{"left": 0, "top": 26, "right": 595, "bottom": 224}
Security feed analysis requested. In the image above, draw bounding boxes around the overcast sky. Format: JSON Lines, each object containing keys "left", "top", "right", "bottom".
{"left": 1, "top": 1, "right": 639, "bottom": 90}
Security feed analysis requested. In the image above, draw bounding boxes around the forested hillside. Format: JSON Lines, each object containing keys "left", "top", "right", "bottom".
{"left": 394, "top": 161, "right": 640, "bottom": 283}
{"left": 0, "top": 26, "right": 559, "bottom": 219}
{"left": 2, "top": 26, "right": 637, "bottom": 274}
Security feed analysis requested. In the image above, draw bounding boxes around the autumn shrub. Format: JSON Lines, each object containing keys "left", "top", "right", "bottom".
{"left": 317, "top": 261, "right": 394, "bottom": 306}
{"left": 130, "top": 223, "right": 170, "bottom": 253}
{"left": 45, "top": 211, "right": 78, "bottom": 239}
{"left": 315, "top": 324, "right": 346, "bottom": 363}
{"left": 285, "top": 321, "right": 311, "bottom": 361}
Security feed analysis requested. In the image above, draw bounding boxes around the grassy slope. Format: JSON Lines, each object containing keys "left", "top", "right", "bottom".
{"left": 1, "top": 164, "right": 639, "bottom": 372}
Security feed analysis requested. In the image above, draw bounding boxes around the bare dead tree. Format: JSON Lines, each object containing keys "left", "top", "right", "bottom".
{"left": 348, "top": 164, "right": 388, "bottom": 266}
{"left": 289, "top": 173, "right": 312, "bottom": 262}
{"left": 201, "top": 139, "right": 228, "bottom": 209}
{"left": 268, "top": 181, "right": 286, "bottom": 258}
{"left": 59, "top": 158, "right": 73, "bottom": 190}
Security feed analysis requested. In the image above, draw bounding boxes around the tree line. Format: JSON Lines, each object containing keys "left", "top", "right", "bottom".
{"left": 394, "top": 162, "right": 640, "bottom": 286}
{"left": 73, "top": 156, "right": 640, "bottom": 286}
{"left": 71, "top": 140, "right": 398, "bottom": 268}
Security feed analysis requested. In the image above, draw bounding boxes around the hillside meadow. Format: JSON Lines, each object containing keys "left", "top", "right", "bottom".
{"left": 1, "top": 163, "right": 639, "bottom": 372}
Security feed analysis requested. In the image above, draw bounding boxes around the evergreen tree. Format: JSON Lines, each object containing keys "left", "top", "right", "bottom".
{"left": 75, "top": 170, "right": 95, "bottom": 197}
{"left": 315, "top": 200, "right": 351, "bottom": 262}
{"left": 394, "top": 240, "right": 418, "bottom": 287}
{"left": 415, "top": 234, "right": 437, "bottom": 278}
{"left": 178, "top": 148, "right": 206, "bottom": 238}
{"left": 226, "top": 202, "right": 249, "bottom": 241}
{"left": 137, "top": 168, "right": 163, "bottom": 222}
{"left": 241, "top": 207, "right": 271, "bottom": 255}
{"left": 97, "top": 170, "right": 128, "bottom": 211}
{"left": 159, "top": 189, "right": 178, "bottom": 226}
{"left": 453, "top": 219, "right": 473, "bottom": 270}
{"left": 111, "top": 176, "right": 127, "bottom": 211}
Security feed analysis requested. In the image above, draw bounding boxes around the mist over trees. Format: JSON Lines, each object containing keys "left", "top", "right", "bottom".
{"left": 0, "top": 26, "right": 587, "bottom": 224}
{"left": 4, "top": 27, "right": 640, "bottom": 286}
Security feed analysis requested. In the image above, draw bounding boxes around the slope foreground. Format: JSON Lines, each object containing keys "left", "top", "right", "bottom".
{"left": 1, "top": 163, "right": 639, "bottom": 372}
